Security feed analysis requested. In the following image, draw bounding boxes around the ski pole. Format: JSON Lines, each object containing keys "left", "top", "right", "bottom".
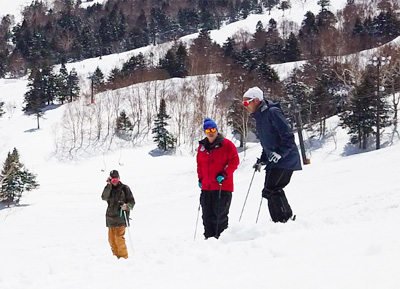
{"left": 239, "top": 169, "right": 256, "bottom": 222}
{"left": 215, "top": 183, "right": 222, "bottom": 238}
{"left": 255, "top": 196, "right": 263, "bottom": 223}
{"left": 123, "top": 210, "right": 134, "bottom": 254}
{"left": 194, "top": 202, "right": 201, "bottom": 241}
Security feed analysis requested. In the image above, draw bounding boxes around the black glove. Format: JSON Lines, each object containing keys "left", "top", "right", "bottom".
{"left": 252, "top": 158, "right": 265, "bottom": 172}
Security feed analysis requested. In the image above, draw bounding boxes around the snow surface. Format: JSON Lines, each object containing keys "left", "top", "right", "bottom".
{"left": 1, "top": 0, "right": 400, "bottom": 289}
{"left": 1, "top": 75, "right": 400, "bottom": 289}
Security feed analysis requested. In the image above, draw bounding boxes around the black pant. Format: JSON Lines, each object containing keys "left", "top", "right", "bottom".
{"left": 200, "top": 190, "right": 232, "bottom": 239}
{"left": 262, "top": 169, "right": 293, "bottom": 222}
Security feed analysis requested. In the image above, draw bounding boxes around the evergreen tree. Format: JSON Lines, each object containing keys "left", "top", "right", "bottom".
{"left": 252, "top": 21, "right": 267, "bottom": 49}
{"left": 240, "top": 0, "right": 252, "bottom": 19}
{"left": 56, "top": 63, "right": 69, "bottom": 104}
{"left": 41, "top": 65, "right": 58, "bottom": 106}
{"left": 0, "top": 148, "right": 39, "bottom": 206}
{"left": 107, "top": 67, "right": 123, "bottom": 88}
{"left": 121, "top": 53, "right": 146, "bottom": 77}
{"left": 149, "top": 7, "right": 170, "bottom": 44}
{"left": 340, "top": 68, "right": 390, "bottom": 149}
{"left": 222, "top": 37, "right": 236, "bottom": 58}
{"left": 316, "top": 9, "right": 337, "bottom": 30}
{"left": 283, "top": 32, "right": 301, "bottom": 62}
{"left": 77, "top": 24, "right": 100, "bottom": 59}
{"left": 23, "top": 68, "right": 46, "bottom": 128}
{"left": 178, "top": 8, "right": 200, "bottom": 34}
{"left": 0, "top": 101, "right": 4, "bottom": 117}
{"left": 67, "top": 68, "right": 80, "bottom": 102}
{"left": 260, "top": 18, "right": 284, "bottom": 63}
{"left": 299, "top": 11, "right": 319, "bottom": 57}
{"left": 152, "top": 98, "right": 176, "bottom": 151}
{"left": 284, "top": 72, "right": 311, "bottom": 125}
{"left": 175, "top": 42, "right": 189, "bottom": 77}
{"left": 116, "top": 110, "right": 133, "bottom": 136}
{"left": 317, "top": 0, "right": 331, "bottom": 11}
{"left": 159, "top": 42, "right": 189, "bottom": 78}
{"left": 159, "top": 49, "right": 177, "bottom": 77}
{"left": 263, "top": 0, "right": 279, "bottom": 15}
{"left": 89, "top": 66, "right": 105, "bottom": 94}
{"left": 0, "top": 15, "right": 12, "bottom": 77}
{"left": 278, "top": 1, "right": 291, "bottom": 16}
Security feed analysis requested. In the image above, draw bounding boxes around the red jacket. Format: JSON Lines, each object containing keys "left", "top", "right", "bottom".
{"left": 197, "top": 135, "right": 239, "bottom": 192}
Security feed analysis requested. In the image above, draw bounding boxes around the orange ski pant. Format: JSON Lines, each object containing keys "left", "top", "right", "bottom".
{"left": 108, "top": 226, "right": 128, "bottom": 259}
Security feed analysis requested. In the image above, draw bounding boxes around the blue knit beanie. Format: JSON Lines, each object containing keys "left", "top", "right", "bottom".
{"left": 203, "top": 118, "right": 218, "bottom": 131}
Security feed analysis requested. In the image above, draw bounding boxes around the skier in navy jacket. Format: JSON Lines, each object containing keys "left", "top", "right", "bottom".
{"left": 243, "top": 87, "right": 302, "bottom": 222}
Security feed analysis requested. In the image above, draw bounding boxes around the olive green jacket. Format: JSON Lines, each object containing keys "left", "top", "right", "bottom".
{"left": 101, "top": 182, "right": 135, "bottom": 227}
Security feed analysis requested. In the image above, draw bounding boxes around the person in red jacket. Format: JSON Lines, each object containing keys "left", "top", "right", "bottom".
{"left": 197, "top": 118, "right": 239, "bottom": 239}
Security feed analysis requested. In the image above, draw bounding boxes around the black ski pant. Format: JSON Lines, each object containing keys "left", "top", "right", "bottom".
{"left": 262, "top": 169, "right": 293, "bottom": 223}
{"left": 200, "top": 190, "right": 232, "bottom": 239}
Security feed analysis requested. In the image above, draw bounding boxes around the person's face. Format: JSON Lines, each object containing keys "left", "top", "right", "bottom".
{"left": 243, "top": 97, "right": 260, "bottom": 113}
{"left": 111, "top": 177, "right": 119, "bottom": 186}
{"left": 204, "top": 127, "right": 218, "bottom": 143}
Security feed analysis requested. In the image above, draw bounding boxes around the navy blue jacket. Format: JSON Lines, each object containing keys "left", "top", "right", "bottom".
{"left": 251, "top": 100, "right": 302, "bottom": 171}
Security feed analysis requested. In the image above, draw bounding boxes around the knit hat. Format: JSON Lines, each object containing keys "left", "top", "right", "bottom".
{"left": 243, "top": 86, "right": 264, "bottom": 101}
{"left": 203, "top": 118, "right": 218, "bottom": 131}
{"left": 110, "top": 170, "right": 119, "bottom": 178}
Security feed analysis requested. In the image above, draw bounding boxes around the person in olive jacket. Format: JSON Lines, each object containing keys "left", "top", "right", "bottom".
{"left": 197, "top": 118, "right": 239, "bottom": 239}
{"left": 101, "top": 170, "right": 135, "bottom": 259}
{"left": 243, "top": 87, "right": 301, "bottom": 223}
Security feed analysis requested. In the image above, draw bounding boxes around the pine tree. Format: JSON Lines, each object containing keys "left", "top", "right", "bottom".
{"left": 116, "top": 110, "right": 133, "bottom": 135}
{"left": 89, "top": 66, "right": 105, "bottom": 94}
{"left": 317, "top": 0, "right": 331, "bottom": 11}
{"left": 299, "top": 11, "right": 319, "bottom": 57}
{"left": 278, "top": 1, "right": 291, "bottom": 16}
{"left": 23, "top": 68, "right": 46, "bottom": 129}
{"left": 0, "top": 101, "right": 4, "bottom": 117}
{"left": 121, "top": 53, "right": 146, "bottom": 77}
{"left": 159, "top": 49, "right": 178, "bottom": 77}
{"left": 152, "top": 98, "right": 176, "bottom": 151}
{"left": 283, "top": 32, "right": 301, "bottom": 62}
{"left": 175, "top": 42, "right": 189, "bottom": 77}
{"left": 263, "top": 0, "right": 279, "bottom": 15}
{"left": 222, "top": 37, "right": 236, "bottom": 58}
{"left": 284, "top": 72, "right": 311, "bottom": 125}
{"left": 0, "top": 148, "right": 39, "bottom": 206}
{"left": 67, "top": 68, "right": 80, "bottom": 102}
{"left": 159, "top": 42, "right": 189, "bottom": 78}
{"left": 56, "top": 63, "right": 69, "bottom": 104}
{"left": 340, "top": 69, "right": 390, "bottom": 149}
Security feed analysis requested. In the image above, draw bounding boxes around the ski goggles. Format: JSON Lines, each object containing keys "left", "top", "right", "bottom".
{"left": 111, "top": 178, "right": 119, "bottom": 184}
{"left": 243, "top": 98, "right": 255, "bottom": 107}
{"left": 204, "top": 128, "right": 217, "bottom": 134}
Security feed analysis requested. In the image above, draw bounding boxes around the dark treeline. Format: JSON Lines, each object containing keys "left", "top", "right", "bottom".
{"left": 0, "top": 0, "right": 399, "bottom": 78}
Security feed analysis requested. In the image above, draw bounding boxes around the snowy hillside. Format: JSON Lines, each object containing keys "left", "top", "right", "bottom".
{"left": 1, "top": 74, "right": 400, "bottom": 289}
{"left": 1, "top": 1, "right": 400, "bottom": 289}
